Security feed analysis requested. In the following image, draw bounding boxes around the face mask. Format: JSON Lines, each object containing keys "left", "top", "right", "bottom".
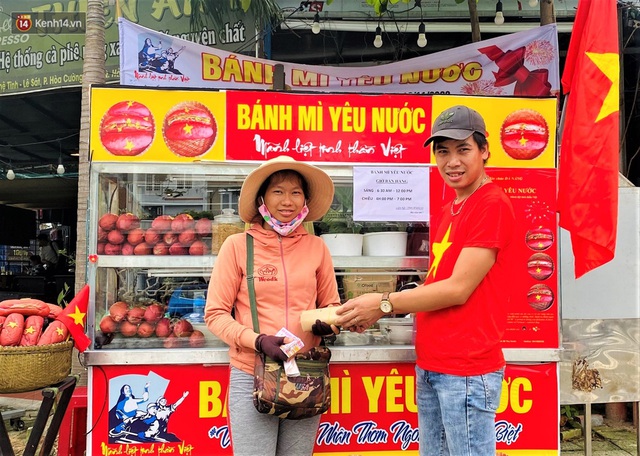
{"left": 258, "top": 203, "right": 309, "bottom": 236}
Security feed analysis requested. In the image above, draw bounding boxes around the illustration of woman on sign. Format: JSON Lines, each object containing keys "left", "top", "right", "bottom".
{"left": 108, "top": 382, "right": 150, "bottom": 438}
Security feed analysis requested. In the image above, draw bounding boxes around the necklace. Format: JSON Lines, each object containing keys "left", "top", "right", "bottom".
{"left": 450, "top": 175, "right": 489, "bottom": 217}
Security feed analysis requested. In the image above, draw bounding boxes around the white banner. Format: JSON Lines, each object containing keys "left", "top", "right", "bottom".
{"left": 119, "top": 18, "right": 559, "bottom": 96}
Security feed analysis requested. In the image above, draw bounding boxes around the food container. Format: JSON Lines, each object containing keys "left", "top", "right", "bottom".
{"left": 342, "top": 272, "right": 397, "bottom": 300}
{"left": 320, "top": 233, "right": 363, "bottom": 256}
{"left": 211, "top": 208, "right": 244, "bottom": 254}
{"left": 378, "top": 317, "right": 414, "bottom": 345}
{"left": 363, "top": 232, "right": 408, "bottom": 256}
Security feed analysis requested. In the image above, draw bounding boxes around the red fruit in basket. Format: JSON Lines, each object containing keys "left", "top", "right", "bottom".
{"left": 143, "top": 228, "right": 162, "bottom": 246}
{"left": 99, "top": 213, "right": 119, "bottom": 231}
{"left": 155, "top": 317, "right": 172, "bottom": 338}
{"left": 97, "top": 226, "right": 109, "bottom": 242}
{"left": 137, "top": 321, "right": 156, "bottom": 338}
{"left": 0, "top": 313, "right": 25, "bottom": 346}
{"left": 119, "top": 320, "right": 138, "bottom": 337}
{"left": 189, "top": 240, "right": 209, "bottom": 256}
{"left": 127, "top": 228, "right": 146, "bottom": 246}
{"left": 121, "top": 242, "right": 135, "bottom": 256}
{"left": 189, "top": 330, "right": 206, "bottom": 348}
{"left": 37, "top": 320, "right": 69, "bottom": 345}
{"left": 133, "top": 242, "right": 152, "bottom": 255}
{"left": 169, "top": 243, "right": 189, "bottom": 256}
{"left": 153, "top": 242, "right": 170, "bottom": 256}
{"left": 99, "top": 315, "right": 118, "bottom": 334}
{"left": 173, "top": 319, "right": 193, "bottom": 337}
{"left": 172, "top": 213, "right": 195, "bottom": 232}
{"left": 104, "top": 243, "right": 122, "bottom": 255}
{"left": 152, "top": 215, "right": 174, "bottom": 232}
{"left": 144, "top": 302, "right": 165, "bottom": 323}
{"left": 163, "top": 232, "right": 178, "bottom": 245}
{"left": 116, "top": 213, "right": 140, "bottom": 232}
{"left": 178, "top": 229, "right": 197, "bottom": 246}
{"left": 97, "top": 242, "right": 107, "bottom": 255}
{"left": 195, "top": 218, "right": 212, "bottom": 236}
{"left": 109, "top": 301, "right": 129, "bottom": 322}
{"left": 127, "top": 306, "right": 146, "bottom": 324}
{"left": 107, "top": 230, "right": 125, "bottom": 245}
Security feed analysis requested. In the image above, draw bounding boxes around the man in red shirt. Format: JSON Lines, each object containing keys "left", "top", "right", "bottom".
{"left": 336, "top": 105, "right": 516, "bottom": 456}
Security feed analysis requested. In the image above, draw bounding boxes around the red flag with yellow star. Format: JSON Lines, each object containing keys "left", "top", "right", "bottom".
{"left": 56, "top": 284, "right": 91, "bottom": 352}
{"left": 558, "top": 0, "right": 619, "bottom": 278}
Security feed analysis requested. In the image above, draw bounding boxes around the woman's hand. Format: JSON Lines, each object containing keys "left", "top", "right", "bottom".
{"left": 335, "top": 293, "right": 384, "bottom": 333}
{"left": 311, "top": 319, "right": 340, "bottom": 336}
{"left": 254, "top": 334, "right": 292, "bottom": 361}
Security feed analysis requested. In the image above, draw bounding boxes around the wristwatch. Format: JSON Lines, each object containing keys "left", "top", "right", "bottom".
{"left": 379, "top": 292, "right": 393, "bottom": 314}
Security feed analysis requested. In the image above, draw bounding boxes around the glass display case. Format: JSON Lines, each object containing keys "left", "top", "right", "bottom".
{"left": 87, "top": 162, "right": 430, "bottom": 353}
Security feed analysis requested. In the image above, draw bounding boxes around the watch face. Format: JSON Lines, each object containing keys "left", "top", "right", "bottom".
{"left": 380, "top": 300, "right": 393, "bottom": 314}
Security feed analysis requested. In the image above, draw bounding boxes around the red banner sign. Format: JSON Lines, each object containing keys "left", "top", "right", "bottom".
{"left": 89, "top": 362, "right": 558, "bottom": 455}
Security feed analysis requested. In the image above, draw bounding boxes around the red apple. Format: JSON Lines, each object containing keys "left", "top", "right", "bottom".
{"left": 121, "top": 242, "right": 134, "bottom": 256}
{"left": 127, "top": 306, "right": 146, "bottom": 324}
{"left": 169, "top": 243, "right": 189, "bottom": 255}
{"left": 173, "top": 319, "right": 194, "bottom": 337}
{"left": 104, "top": 243, "right": 122, "bottom": 255}
{"left": 99, "top": 315, "right": 118, "bottom": 334}
{"left": 172, "top": 213, "right": 195, "bottom": 232}
{"left": 195, "top": 218, "right": 212, "bottom": 236}
{"left": 99, "top": 213, "right": 119, "bottom": 231}
{"left": 153, "top": 242, "right": 170, "bottom": 255}
{"left": 189, "top": 240, "right": 209, "bottom": 256}
{"left": 133, "top": 242, "right": 152, "bottom": 255}
{"left": 116, "top": 213, "right": 141, "bottom": 232}
{"left": 127, "top": 228, "right": 146, "bottom": 245}
{"left": 152, "top": 215, "right": 174, "bottom": 233}
{"left": 109, "top": 301, "right": 129, "bottom": 322}
{"left": 178, "top": 229, "right": 197, "bottom": 246}
{"left": 107, "top": 229, "right": 125, "bottom": 245}
{"left": 137, "top": 321, "right": 156, "bottom": 338}
{"left": 189, "top": 330, "right": 206, "bottom": 348}
{"left": 144, "top": 227, "right": 162, "bottom": 246}
{"left": 155, "top": 317, "right": 172, "bottom": 337}
{"left": 97, "top": 226, "right": 109, "bottom": 242}
{"left": 143, "top": 302, "right": 165, "bottom": 323}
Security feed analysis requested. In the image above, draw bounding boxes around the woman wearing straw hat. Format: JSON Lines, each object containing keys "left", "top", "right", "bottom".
{"left": 205, "top": 156, "right": 341, "bottom": 456}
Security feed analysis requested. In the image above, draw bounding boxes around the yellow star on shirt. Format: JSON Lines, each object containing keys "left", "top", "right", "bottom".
{"left": 586, "top": 52, "right": 619, "bottom": 122}
{"left": 68, "top": 307, "right": 86, "bottom": 327}
{"left": 427, "top": 223, "right": 452, "bottom": 278}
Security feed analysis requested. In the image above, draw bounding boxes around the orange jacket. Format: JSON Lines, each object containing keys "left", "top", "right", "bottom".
{"left": 205, "top": 223, "right": 340, "bottom": 374}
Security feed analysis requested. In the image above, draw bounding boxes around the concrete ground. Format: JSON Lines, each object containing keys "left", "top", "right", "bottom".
{"left": 2, "top": 395, "right": 639, "bottom": 455}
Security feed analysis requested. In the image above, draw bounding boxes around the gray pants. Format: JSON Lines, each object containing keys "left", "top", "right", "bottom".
{"left": 229, "top": 366, "right": 321, "bottom": 456}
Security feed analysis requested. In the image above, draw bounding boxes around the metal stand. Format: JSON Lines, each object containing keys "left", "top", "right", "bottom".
{"left": 0, "top": 375, "right": 78, "bottom": 456}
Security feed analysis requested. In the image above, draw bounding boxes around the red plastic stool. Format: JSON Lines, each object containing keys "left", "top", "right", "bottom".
{"left": 57, "top": 386, "right": 87, "bottom": 455}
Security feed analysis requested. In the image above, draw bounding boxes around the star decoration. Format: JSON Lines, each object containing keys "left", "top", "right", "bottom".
{"left": 68, "top": 307, "right": 87, "bottom": 327}
{"left": 427, "top": 223, "right": 452, "bottom": 278}
{"left": 586, "top": 51, "right": 619, "bottom": 122}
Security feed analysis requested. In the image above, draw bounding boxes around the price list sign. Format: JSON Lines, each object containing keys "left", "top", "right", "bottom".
{"left": 353, "top": 166, "right": 430, "bottom": 222}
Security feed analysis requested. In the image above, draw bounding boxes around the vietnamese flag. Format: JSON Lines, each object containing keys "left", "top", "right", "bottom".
{"left": 56, "top": 284, "right": 91, "bottom": 352}
{"left": 558, "top": 0, "right": 620, "bottom": 278}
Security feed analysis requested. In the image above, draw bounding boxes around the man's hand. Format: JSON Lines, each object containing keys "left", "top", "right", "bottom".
{"left": 335, "top": 293, "right": 384, "bottom": 333}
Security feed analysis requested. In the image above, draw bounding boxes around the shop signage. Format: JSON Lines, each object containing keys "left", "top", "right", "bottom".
{"left": 90, "top": 362, "right": 559, "bottom": 455}
{"left": 119, "top": 18, "right": 560, "bottom": 96}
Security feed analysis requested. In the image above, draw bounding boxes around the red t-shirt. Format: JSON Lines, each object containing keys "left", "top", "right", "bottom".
{"left": 415, "top": 182, "right": 516, "bottom": 376}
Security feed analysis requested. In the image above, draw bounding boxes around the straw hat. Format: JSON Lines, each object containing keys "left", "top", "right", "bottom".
{"left": 238, "top": 156, "right": 335, "bottom": 223}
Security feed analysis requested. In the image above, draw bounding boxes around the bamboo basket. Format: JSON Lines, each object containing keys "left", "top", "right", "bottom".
{"left": 0, "top": 341, "right": 73, "bottom": 393}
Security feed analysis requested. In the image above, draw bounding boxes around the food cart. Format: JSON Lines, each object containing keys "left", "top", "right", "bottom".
{"left": 83, "top": 85, "right": 561, "bottom": 455}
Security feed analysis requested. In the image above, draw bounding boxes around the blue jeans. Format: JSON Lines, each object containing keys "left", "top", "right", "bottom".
{"left": 415, "top": 366, "right": 504, "bottom": 456}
